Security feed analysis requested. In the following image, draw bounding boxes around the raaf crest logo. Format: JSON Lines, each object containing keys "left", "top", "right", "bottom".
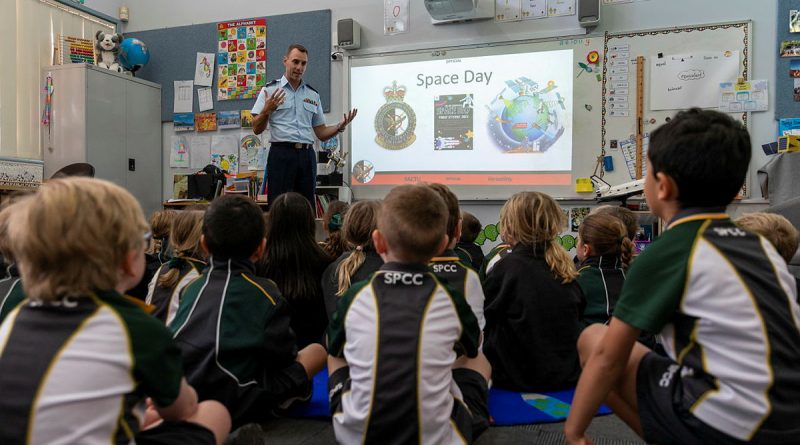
{"left": 374, "top": 81, "right": 417, "bottom": 150}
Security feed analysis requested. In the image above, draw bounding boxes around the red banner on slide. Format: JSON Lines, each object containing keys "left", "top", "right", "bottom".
{"left": 354, "top": 173, "right": 572, "bottom": 186}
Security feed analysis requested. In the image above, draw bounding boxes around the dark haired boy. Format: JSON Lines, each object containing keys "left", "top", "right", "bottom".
{"left": 456, "top": 211, "right": 485, "bottom": 272}
{"left": 566, "top": 109, "right": 800, "bottom": 445}
{"left": 327, "top": 184, "right": 491, "bottom": 444}
{"left": 427, "top": 184, "right": 485, "bottom": 334}
{"left": 170, "top": 195, "right": 326, "bottom": 427}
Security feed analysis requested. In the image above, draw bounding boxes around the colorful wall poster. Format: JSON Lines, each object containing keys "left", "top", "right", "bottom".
{"left": 195, "top": 112, "right": 218, "bottom": 132}
{"left": 173, "top": 113, "right": 195, "bottom": 131}
{"left": 241, "top": 110, "right": 255, "bottom": 128}
{"left": 217, "top": 111, "right": 241, "bottom": 129}
{"left": 217, "top": 18, "right": 267, "bottom": 101}
{"left": 718, "top": 79, "right": 768, "bottom": 113}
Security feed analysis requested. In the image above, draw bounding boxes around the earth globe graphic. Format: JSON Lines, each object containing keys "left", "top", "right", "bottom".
{"left": 500, "top": 94, "right": 551, "bottom": 146}
{"left": 119, "top": 38, "right": 150, "bottom": 72}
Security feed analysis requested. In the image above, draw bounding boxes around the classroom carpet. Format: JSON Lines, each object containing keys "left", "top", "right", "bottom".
{"left": 286, "top": 369, "right": 611, "bottom": 426}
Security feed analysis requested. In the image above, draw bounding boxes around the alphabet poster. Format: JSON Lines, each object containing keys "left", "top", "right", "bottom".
{"left": 216, "top": 18, "right": 267, "bottom": 101}
{"left": 648, "top": 51, "right": 739, "bottom": 111}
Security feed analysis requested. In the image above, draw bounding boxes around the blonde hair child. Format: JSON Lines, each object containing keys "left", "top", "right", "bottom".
{"left": 499, "top": 191, "right": 578, "bottom": 283}
{"left": 146, "top": 210, "right": 207, "bottom": 324}
{"left": 321, "top": 201, "right": 383, "bottom": 320}
{"left": 736, "top": 212, "right": 799, "bottom": 263}
{"left": 0, "top": 178, "right": 230, "bottom": 444}
{"left": 483, "top": 190, "right": 583, "bottom": 391}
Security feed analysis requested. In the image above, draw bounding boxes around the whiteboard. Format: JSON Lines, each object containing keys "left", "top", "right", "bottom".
{"left": 599, "top": 21, "right": 752, "bottom": 193}
{"left": 347, "top": 35, "right": 605, "bottom": 201}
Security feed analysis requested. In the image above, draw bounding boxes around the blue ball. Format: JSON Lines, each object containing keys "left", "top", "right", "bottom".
{"left": 119, "top": 38, "right": 150, "bottom": 71}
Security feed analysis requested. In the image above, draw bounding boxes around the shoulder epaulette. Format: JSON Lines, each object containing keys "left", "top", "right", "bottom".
{"left": 266, "top": 79, "right": 279, "bottom": 87}
{"left": 305, "top": 83, "right": 319, "bottom": 94}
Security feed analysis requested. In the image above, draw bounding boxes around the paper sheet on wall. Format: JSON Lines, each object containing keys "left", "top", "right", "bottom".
{"left": 619, "top": 134, "right": 649, "bottom": 180}
{"left": 190, "top": 136, "right": 211, "bottom": 169}
{"left": 210, "top": 134, "right": 240, "bottom": 173}
{"left": 495, "top": 0, "right": 521, "bottom": 22}
{"left": 384, "top": 0, "right": 409, "bottom": 35}
{"left": 198, "top": 88, "right": 214, "bottom": 112}
{"left": 649, "top": 51, "right": 740, "bottom": 111}
{"left": 170, "top": 135, "right": 190, "bottom": 168}
{"left": 194, "top": 52, "right": 215, "bottom": 87}
{"left": 718, "top": 79, "right": 768, "bottom": 113}
{"left": 210, "top": 135, "right": 239, "bottom": 155}
{"left": 547, "top": 0, "right": 575, "bottom": 17}
{"left": 521, "top": 0, "right": 546, "bottom": 19}
{"left": 174, "top": 80, "right": 194, "bottom": 113}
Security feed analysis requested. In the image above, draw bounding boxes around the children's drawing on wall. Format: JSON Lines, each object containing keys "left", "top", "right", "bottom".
{"left": 241, "top": 134, "right": 266, "bottom": 171}
{"left": 791, "top": 10, "right": 800, "bottom": 33}
{"left": 170, "top": 135, "right": 189, "bottom": 168}
{"left": 194, "top": 52, "right": 214, "bottom": 87}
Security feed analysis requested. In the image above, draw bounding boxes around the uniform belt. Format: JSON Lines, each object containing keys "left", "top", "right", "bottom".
{"left": 272, "top": 142, "right": 312, "bottom": 149}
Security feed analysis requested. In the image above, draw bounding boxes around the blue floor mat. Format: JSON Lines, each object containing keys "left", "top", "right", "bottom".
{"left": 287, "top": 370, "right": 612, "bottom": 426}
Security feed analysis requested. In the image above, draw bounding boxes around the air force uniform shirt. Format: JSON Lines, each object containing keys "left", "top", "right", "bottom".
{"left": 251, "top": 76, "right": 325, "bottom": 145}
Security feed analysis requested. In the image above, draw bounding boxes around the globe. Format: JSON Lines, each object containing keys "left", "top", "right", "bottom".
{"left": 119, "top": 38, "right": 150, "bottom": 72}
{"left": 500, "top": 95, "right": 550, "bottom": 143}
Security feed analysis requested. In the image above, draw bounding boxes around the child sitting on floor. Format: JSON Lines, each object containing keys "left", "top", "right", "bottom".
{"left": 566, "top": 108, "right": 800, "bottom": 445}
{"left": 0, "top": 178, "right": 230, "bottom": 445}
{"left": 170, "top": 195, "right": 326, "bottom": 427}
{"left": 320, "top": 200, "right": 383, "bottom": 321}
{"left": 146, "top": 209, "right": 206, "bottom": 325}
{"left": 575, "top": 212, "right": 633, "bottom": 328}
{"left": 483, "top": 191, "right": 584, "bottom": 392}
{"left": 428, "top": 183, "right": 485, "bottom": 334}
{"left": 456, "top": 211, "right": 485, "bottom": 271}
{"left": 327, "top": 184, "right": 491, "bottom": 444}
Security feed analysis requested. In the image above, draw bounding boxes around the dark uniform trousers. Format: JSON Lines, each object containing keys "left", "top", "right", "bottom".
{"left": 267, "top": 142, "right": 316, "bottom": 208}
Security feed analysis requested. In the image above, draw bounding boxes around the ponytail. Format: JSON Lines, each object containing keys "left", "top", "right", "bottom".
{"left": 620, "top": 237, "right": 634, "bottom": 268}
{"left": 336, "top": 247, "right": 366, "bottom": 296}
{"left": 157, "top": 257, "right": 185, "bottom": 289}
{"left": 544, "top": 238, "right": 579, "bottom": 283}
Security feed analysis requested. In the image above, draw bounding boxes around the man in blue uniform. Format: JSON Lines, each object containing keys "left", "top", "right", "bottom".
{"left": 252, "top": 44, "right": 357, "bottom": 207}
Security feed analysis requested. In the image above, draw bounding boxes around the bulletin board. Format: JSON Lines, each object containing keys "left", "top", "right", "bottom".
{"left": 599, "top": 21, "right": 751, "bottom": 190}
{"left": 776, "top": 0, "right": 800, "bottom": 120}
{"left": 127, "top": 9, "right": 331, "bottom": 122}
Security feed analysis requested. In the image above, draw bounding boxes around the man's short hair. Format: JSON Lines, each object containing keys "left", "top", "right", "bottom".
{"left": 648, "top": 108, "right": 751, "bottom": 208}
{"left": 203, "top": 195, "right": 265, "bottom": 260}
{"left": 427, "top": 183, "right": 460, "bottom": 240}
{"left": 736, "top": 212, "right": 799, "bottom": 263}
{"left": 378, "top": 185, "right": 447, "bottom": 263}
{"left": 286, "top": 43, "right": 308, "bottom": 56}
{"left": 7, "top": 178, "right": 148, "bottom": 301}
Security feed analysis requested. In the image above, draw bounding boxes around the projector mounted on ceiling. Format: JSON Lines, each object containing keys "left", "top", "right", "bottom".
{"left": 424, "top": 0, "right": 493, "bottom": 25}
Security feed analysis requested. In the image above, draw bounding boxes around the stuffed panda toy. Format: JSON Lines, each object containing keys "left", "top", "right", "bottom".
{"left": 95, "top": 31, "right": 123, "bottom": 72}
